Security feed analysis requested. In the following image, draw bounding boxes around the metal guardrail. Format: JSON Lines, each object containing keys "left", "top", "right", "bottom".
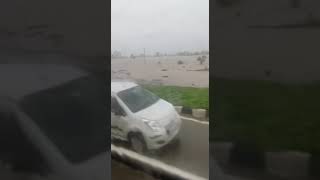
{"left": 111, "top": 144, "right": 207, "bottom": 180}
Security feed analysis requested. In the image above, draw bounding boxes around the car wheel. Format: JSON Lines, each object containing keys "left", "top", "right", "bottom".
{"left": 129, "top": 133, "right": 147, "bottom": 154}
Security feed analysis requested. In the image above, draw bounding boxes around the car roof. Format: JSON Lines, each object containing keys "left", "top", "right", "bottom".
{"left": 111, "top": 80, "right": 138, "bottom": 94}
{"left": 0, "top": 64, "right": 87, "bottom": 99}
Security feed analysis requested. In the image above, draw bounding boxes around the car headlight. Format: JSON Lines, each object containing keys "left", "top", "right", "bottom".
{"left": 142, "top": 119, "right": 162, "bottom": 131}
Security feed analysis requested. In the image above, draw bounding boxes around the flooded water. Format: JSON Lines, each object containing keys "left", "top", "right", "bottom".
{"left": 111, "top": 56, "right": 209, "bottom": 87}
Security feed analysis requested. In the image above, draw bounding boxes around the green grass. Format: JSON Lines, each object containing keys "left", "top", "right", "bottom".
{"left": 211, "top": 78, "right": 320, "bottom": 153}
{"left": 143, "top": 85, "right": 209, "bottom": 110}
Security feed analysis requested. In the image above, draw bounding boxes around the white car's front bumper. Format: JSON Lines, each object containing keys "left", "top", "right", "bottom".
{"left": 146, "top": 118, "right": 182, "bottom": 150}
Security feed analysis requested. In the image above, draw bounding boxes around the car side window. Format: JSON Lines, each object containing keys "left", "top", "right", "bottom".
{"left": 111, "top": 97, "right": 117, "bottom": 113}
{"left": 111, "top": 97, "right": 126, "bottom": 116}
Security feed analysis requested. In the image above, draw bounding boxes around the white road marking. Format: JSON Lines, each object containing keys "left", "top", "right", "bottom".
{"left": 180, "top": 115, "right": 209, "bottom": 125}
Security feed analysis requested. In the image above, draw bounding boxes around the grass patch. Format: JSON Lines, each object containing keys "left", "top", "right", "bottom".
{"left": 143, "top": 85, "right": 209, "bottom": 110}
{"left": 211, "top": 78, "right": 320, "bottom": 153}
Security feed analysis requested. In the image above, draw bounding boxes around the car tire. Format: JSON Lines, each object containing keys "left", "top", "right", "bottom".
{"left": 129, "top": 133, "right": 147, "bottom": 154}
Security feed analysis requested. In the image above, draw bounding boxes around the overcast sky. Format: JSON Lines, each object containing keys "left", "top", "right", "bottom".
{"left": 112, "top": 0, "right": 209, "bottom": 56}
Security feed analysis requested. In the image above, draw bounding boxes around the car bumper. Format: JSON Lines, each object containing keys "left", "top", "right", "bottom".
{"left": 146, "top": 119, "right": 181, "bottom": 150}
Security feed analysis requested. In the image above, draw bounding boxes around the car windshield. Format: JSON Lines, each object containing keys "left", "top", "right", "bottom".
{"left": 117, "top": 86, "right": 160, "bottom": 113}
{"left": 20, "top": 75, "right": 108, "bottom": 163}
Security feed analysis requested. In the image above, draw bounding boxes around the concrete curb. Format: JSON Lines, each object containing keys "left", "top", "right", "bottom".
{"left": 192, "top": 109, "right": 207, "bottom": 119}
{"left": 174, "top": 106, "right": 208, "bottom": 121}
{"left": 174, "top": 106, "right": 183, "bottom": 114}
{"left": 211, "top": 142, "right": 318, "bottom": 179}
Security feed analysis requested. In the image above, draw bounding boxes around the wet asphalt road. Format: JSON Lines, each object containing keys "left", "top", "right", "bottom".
{"left": 112, "top": 117, "right": 209, "bottom": 179}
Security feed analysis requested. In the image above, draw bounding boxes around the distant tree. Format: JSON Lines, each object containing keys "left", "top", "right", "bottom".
{"left": 130, "top": 54, "right": 136, "bottom": 59}
{"left": 177, "top": 51, "right": 193, "bottom": 56}
{"left": 154, "top": 52, "right": 161, "bottom": 57}
{"left": 201, "top": 56, "right": 207, "bottom": 64}
{"left": 112, "top": 51, "right": 122, "bottom": 58}
{"left": 201, "top": 50, "right": 209, "bottom": 55}
{"left": 197, "top": 56, "right": 206, "bottom": 65}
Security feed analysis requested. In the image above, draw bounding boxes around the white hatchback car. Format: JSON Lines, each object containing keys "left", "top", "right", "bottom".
{"left": 111, "top": 80, "right": 182, "bottom": 152}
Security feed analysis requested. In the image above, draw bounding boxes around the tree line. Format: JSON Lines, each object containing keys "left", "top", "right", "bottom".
{"left": 111, "top": 50, "right": 209, "bottom": 59}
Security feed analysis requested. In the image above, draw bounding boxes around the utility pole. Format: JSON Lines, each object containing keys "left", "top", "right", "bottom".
{"left": 144, "top": 48, "right": 146, "bottom": 64}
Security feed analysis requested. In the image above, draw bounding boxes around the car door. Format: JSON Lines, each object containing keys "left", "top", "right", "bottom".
{"left": 111, "top": 97, "right": 123, "bottom": 139}
{"left": 115, "top": 108, "right": 130, "bottom": 141}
